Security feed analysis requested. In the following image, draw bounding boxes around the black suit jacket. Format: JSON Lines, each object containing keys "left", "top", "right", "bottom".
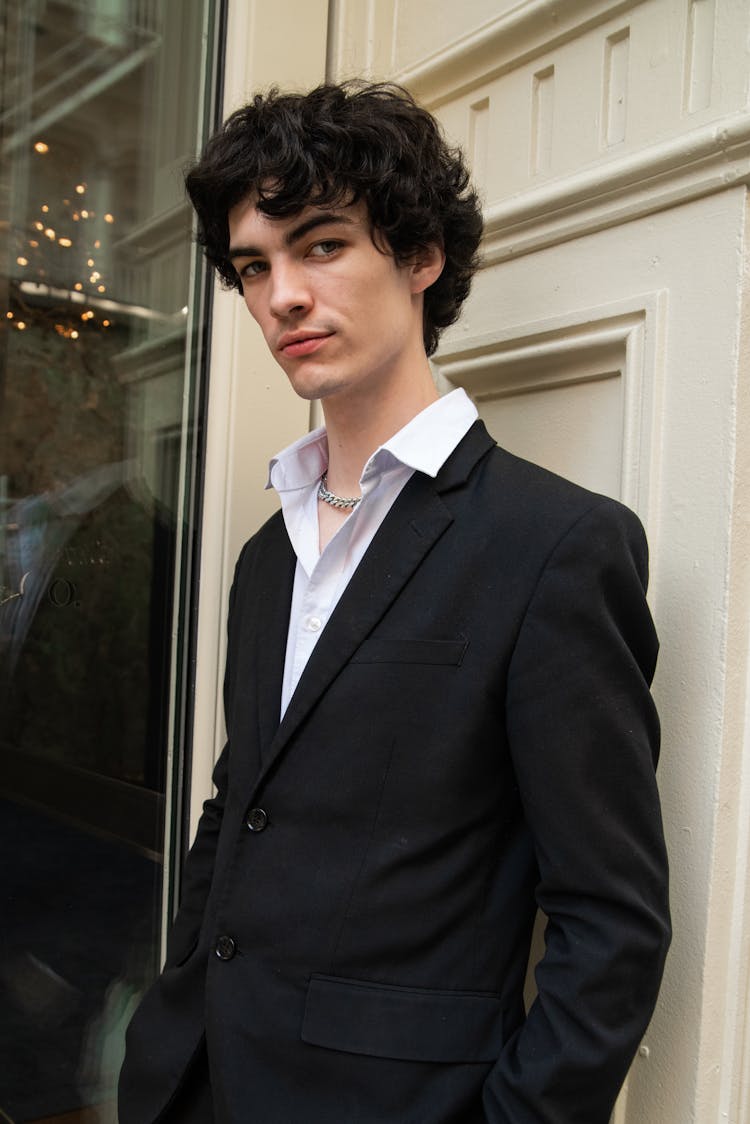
{"left": 119, "top": 421, "right": 670, "bottom": 1123}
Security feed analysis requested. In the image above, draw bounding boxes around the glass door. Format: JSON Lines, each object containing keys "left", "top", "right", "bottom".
{"left": 0, "top": 1, "right": 221, "bottom": 1119}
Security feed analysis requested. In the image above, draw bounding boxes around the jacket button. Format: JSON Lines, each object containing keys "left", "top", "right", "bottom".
{"left": 215, "top": 935, "right": 236, "bottom": 961}
{"left": 246, "top": 807, "right": 268, "bottom": 832}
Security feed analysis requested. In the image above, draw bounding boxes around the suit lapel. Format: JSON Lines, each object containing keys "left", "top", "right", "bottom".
{"left": 249, "top": 420, "right": 496, "bottom": 791}
{"left": 254, "top": 475, "right": 450, "bottom": 788}
{"left": 249, "top": 517, "right": 297, "bottom": 758}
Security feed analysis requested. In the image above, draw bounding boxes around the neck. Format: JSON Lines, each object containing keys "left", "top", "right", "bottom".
{"left": 321, "top": 358, "right": 439, "bottom": 494}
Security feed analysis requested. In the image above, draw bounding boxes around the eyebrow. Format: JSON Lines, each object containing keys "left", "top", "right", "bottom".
{"left": 228, "top": 210, "right": 357, "bottom": 260}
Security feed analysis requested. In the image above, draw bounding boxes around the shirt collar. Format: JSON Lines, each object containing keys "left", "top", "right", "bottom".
{"left": 267, "top": 427, "right": 329, "bottom": 494}
{"left": 369, "top": 387, "right": 478, "bottom": 479}
{"left": 267, "top": 387, "right": 478, "bottom": 494}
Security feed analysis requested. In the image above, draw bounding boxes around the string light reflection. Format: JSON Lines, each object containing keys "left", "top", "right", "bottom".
{"left": 7, "top": 176, "right": 120, "bottom": 339}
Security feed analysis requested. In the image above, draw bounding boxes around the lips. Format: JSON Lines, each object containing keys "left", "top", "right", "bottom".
{"left": 278, "top": 331, "right": 333, "bottom": 358}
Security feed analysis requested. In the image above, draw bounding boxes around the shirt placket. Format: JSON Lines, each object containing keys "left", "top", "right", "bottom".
{"left": 289, "top": 520, "right": 353, "bottom": 689}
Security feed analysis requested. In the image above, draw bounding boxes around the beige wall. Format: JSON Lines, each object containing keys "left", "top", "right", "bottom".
{"left": 194, "top": 2, "right": 750, "bottom": 1120}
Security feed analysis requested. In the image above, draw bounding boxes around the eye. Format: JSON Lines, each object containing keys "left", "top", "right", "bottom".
{"left": 309, "top": 240, "right": 342, "bottom": 258}
{"left": 237, "top": 260, "right": 267, "bottom": 280}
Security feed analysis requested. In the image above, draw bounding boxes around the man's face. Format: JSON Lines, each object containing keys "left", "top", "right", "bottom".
{"left": 227, "top": 197, "right": 436, "bottom": 407}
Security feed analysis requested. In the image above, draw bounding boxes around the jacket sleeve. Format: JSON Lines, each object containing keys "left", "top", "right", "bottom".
{"left": 483, "top": 498, "right": 671, "bottom": 1123}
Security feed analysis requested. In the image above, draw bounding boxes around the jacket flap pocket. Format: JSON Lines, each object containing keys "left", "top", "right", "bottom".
{"left": 350, "top": 637, "right": 468, "bottom": 666}
{"left": 301, "top": 975, "right": 508, "bottom": 1064}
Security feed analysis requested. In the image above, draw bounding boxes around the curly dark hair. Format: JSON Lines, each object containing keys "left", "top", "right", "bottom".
{"left": 185, "top": 82, "right": 483, "bottom": 356}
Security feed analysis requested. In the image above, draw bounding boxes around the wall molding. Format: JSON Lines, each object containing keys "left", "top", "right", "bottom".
{"left": 387, "top": 0, "right": 750, "bottom": 263}
{"left": 480, "top": 111, "right": 750, "bottom": 263}
{"left": 393, "top": 0, "right": 646, "bottom": 107}
{"left": 433, "top": 292, "right": 665, "bottom": 524}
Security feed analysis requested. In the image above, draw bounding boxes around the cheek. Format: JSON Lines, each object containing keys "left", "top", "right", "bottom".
{"left": 342, "top": 283, "right": 404, "bottom": 335}
{"left": 243, "top": 296, "right": 271, "bottom": 335}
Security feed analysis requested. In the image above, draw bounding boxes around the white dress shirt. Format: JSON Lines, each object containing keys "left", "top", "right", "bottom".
{"left": 267, "top": 388, "right": 479, "bottom": 717}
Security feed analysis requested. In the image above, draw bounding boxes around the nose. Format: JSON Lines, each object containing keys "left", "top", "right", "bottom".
{"left": 268, "top": 261, "right": 312, "bottom": 319}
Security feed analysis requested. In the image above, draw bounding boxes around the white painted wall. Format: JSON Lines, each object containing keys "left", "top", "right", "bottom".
{"left": 194, "top": 1, "right": 750, "bottom": 1119}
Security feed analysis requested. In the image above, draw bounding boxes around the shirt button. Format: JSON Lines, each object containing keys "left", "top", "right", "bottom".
{"left": 306, "top": 616, "right": 322, "bottom": 632}
{"left": 215, "top": 935, "right": 236, "bottom": 961}
{"left": 246, "top": 807, "right": 268, "bottom": 832}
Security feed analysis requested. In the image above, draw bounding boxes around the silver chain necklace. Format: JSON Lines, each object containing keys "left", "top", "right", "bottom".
{"left": 317, "top": 473, "right": 362, "bottom": 510}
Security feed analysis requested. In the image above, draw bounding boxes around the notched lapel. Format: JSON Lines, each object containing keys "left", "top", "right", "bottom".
{"left": 249, "top": 518, "right": 297, "bottom": 759}
{"left": 256, "top": 476, "right": 453, "bottom": 787}
{"left": 249, "top": 419, "right": 496, "bottom": 792}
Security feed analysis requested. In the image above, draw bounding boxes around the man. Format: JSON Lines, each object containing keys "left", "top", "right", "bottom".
{"left": 119, "top": 82, "right": 670, "bottom": 1123}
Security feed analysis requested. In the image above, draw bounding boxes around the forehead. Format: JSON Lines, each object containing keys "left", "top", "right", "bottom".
{"left": 227, "top": 196, "right": 369, "bottom": 250}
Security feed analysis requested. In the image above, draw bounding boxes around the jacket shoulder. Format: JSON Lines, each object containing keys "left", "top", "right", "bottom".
{"left": 233, "top": 507, "right": 288, "bottom": 568}
{"left": 479, "top": 441, "right": 645, "bottom": 538}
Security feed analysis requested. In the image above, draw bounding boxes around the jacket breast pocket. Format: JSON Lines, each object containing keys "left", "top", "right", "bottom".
{"left": 301, "top": 975, "right": 510, "bottom": 1064}
{"left": 350, "top": 637, "right": 468, "bottom": 666}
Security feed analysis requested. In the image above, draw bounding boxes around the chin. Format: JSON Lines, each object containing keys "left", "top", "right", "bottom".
{"left": 286, "top": 372, "right": 350, "bottom": 403}
{"left": 288, "top": 385, "right": 321, "bottom": 402}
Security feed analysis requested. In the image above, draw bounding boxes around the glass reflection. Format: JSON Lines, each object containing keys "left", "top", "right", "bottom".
{"left": 0, "top": 2, "right": 215, "bottom": 1119}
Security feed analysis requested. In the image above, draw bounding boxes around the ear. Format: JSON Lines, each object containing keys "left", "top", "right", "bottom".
{"left": 409, "top": 244, "right": 445, "bottom": 295}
